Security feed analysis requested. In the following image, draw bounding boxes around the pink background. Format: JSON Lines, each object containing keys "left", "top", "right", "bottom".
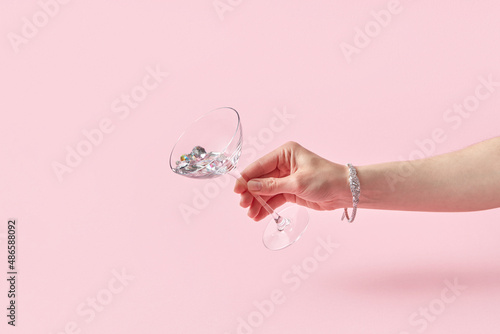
{"left": 1, "top": 1, "right": 500, "bottom": 333}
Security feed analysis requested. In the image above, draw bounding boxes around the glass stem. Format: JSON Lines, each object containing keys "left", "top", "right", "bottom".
{"left": 229, "top": 168, "right": 288, "bottom": 229}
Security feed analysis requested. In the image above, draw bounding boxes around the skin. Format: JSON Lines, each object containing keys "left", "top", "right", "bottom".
{"left": 234, "top": 138, "right": 500, "bottom": 221}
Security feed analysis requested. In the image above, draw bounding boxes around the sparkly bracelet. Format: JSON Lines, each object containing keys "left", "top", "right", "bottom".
{"left": 341, "top": 163, "right": 360, "bottom": 223}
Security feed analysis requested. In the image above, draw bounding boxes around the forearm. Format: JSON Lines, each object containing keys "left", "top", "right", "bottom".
{"left": 351, "top": 137, "right": 500, "bottom": 212}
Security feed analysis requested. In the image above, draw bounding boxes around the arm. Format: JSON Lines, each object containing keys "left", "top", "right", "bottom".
{"left": 234, "top": 138, "right": 500, "bottom": 221}
{"left": 356, "top": 136, "right": 500, "bottom": 212}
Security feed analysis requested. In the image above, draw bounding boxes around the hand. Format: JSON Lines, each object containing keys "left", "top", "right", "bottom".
{"left": 234, "top": 141, "right": 351, "bottom": 221}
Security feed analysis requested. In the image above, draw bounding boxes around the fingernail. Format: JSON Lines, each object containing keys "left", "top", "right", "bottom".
{"left": 248, "top": 180, "right": 262, "bottom": 191}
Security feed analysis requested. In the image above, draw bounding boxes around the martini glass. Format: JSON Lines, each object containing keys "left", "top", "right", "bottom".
{"left": 169, "top": 107, "right": 309, "bottom": 250}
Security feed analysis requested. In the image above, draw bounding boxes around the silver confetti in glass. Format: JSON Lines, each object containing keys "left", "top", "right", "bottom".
{"left": 169, "top": 107, "right": 309, "bottom": 250}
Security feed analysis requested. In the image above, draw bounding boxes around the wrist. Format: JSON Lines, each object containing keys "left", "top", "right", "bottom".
{"left": 354, "top": 164, "right": 385, "bottom": 209}
{"left": 331, "top": 162, "right": 353, "bottom": 209}
{"left": 334, "top": 163, "right": 385, "bottom": 211}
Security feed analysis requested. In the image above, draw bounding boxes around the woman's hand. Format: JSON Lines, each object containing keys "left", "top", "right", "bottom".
{"left": 234, "top": 141, "right": 351, "bottom": 221}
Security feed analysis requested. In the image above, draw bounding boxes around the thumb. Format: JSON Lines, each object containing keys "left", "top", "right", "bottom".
{"left": 247, "top": 176, "right": 296, "bottom": 196}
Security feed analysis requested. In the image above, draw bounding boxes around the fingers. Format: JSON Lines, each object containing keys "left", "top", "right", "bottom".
{"left": 248, "top": 194, "right": 288, "bottom": 221}
{"left": 239, "top": 144, "right": 287, "bottom": 182}
{"left": 235, "top": 141, "right": 302, "bottom": 194}
{"left": 238, "top": 191, "right": 288, "bottom": 221}
{"left": 234, "top": 169, "right": 283, "bottom": 194}
{"left": 239, "top": 191, "right": 254, "bottom": 208}
{"left": 247, "top": 175, "right": 297, "bottom": 196}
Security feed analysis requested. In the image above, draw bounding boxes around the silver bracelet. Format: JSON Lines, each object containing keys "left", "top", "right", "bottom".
{"left": 341, "top": 163, "right": 360, "bottom": 223}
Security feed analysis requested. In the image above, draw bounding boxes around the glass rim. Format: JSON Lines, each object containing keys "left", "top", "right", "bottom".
{"left": 169, "top": 106, "right": 241, "bottom": 173}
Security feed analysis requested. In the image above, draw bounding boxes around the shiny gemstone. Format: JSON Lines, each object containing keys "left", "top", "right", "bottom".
{"left": 176, "top": 161, "right": 188, "bottom": 169}
{"left": 191, "top": 146, "right": 207, "bottom": 159}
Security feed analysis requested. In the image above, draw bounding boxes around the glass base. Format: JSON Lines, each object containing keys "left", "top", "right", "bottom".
{"left": 262, "top": 206, "right": 309, "bottom": 251}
